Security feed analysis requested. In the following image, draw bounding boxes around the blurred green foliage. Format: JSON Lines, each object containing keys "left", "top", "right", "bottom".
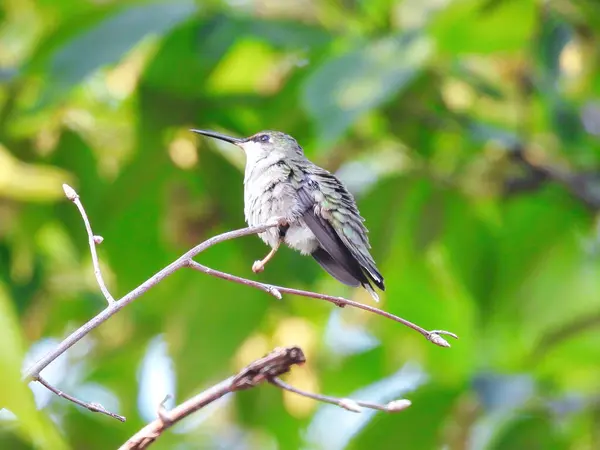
{"left": 1, "top": 0, "right": 600, "bottom": 448}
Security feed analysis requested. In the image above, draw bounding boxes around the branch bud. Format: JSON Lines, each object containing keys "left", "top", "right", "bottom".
{"left": 62, "top": 184, "right": 78, "bottom": 201}
{"left": 428, "top": 333, "right": 450, "bottom": 348}
{"left": 385, "top": 399, "right": 412, "bottom": 412}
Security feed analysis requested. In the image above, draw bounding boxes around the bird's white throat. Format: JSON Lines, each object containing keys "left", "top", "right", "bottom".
{"left": 240, "top": 140, "right": 268, "bottom": 169}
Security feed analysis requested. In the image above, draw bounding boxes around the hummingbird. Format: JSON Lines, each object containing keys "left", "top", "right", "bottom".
{"left": 191, "top": 129, "right": 385, "bottom": 301}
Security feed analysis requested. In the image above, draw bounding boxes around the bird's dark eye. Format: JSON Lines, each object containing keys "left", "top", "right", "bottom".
{"left": 259, "top": 134, "right": 270, "bottom": 143}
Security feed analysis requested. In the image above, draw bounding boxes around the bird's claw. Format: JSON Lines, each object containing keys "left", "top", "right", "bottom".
{"left": 252, "top": 242, "right": 280, "bottom": 274}
{"left": 252, "top": 260, "right": 265, "bottom": 273}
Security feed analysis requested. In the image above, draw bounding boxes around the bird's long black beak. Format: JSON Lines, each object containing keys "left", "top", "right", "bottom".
{"left": 190, "top": 129, "right": 243, "bottom": 145}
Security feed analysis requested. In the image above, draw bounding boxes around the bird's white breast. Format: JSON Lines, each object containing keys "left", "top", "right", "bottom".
{"left": 242, "top": 152, "right": 319, "bottom": 254}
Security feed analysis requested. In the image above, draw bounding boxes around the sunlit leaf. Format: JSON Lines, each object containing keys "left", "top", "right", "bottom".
{"left": 0, "top": 144, "right": 73, "bottom": 202}
{"left": 430, "top": 0, "right": 536, "bottom": 54}
{"left": 143, "top": 15, "right": 331, "bottom": 97}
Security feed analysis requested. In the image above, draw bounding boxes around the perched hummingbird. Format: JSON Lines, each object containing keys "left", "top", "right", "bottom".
{"left": 191, "top": 129, "right": 385, "bottom": 301}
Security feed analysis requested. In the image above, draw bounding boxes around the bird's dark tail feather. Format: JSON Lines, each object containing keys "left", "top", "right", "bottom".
{"left": 312, "top": 248, "right": 360, "bottom": 287}
{"left": 363, "top": 283, "right": 379, "bottom": 302}
{"left": 364, "top": 266, "right": 385, "bottom": 291}
{"left": 311, "top": 247, "right": 379, "bottom": 302}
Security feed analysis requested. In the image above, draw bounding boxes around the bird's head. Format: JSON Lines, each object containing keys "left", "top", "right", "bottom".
{"left": 191, "top": 129, "right": 303, "bottom": 160}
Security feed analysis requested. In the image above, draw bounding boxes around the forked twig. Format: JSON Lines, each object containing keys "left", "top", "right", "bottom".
{"left": 23, "top": 185, "right": 457, "bottom": 422}
{"left": 36, "top": 376, "right": 125, "bottom": 422}
{"left": 120, "top": 346, "right": 411, "bottom": 450}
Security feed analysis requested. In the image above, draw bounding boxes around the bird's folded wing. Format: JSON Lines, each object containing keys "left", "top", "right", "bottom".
{"left": 296, "top": 177, "right": 384, "bottom": 290}
{"left": 299, "top": 200, "right": 361, "bottom": 276}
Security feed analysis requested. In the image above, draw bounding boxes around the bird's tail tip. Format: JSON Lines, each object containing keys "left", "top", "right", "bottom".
{"left": 364, "top": 284, "right": 379, "bottom": 302}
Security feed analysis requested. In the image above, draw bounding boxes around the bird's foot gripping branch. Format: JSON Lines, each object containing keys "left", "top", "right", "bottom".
{"left": 22, "top": 185, "right": 458, "bottom": 446}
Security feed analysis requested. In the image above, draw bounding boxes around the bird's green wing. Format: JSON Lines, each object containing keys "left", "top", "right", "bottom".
{"left": 294, "top": 167, "right": 384, "bottom": 290}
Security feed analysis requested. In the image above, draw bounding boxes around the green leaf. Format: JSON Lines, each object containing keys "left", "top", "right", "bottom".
{"left": 302, "top": 32, "right": 432, "bottom": 145}
{"left": 430, "top": 0, "right": 536, "bottom": 54}
{"left": 0, "top": 144, "right": 73, "bottom": 202}
{"left": 348, "top": 384, "right": 462, "bottom": 450}
{"left": 143, "top": 15, "right": 331, "bottom": 97}
{"left": 490, "top": 411, "right": 570, "bottom": 450}
{"left": 244, "top": 17, "right": 332, "bottom": 50}
{"left": 0, "top": 283, "right": 67, "bottom": 450}
{"left": 28, "top": 0, "right": 197, "bottom": 105}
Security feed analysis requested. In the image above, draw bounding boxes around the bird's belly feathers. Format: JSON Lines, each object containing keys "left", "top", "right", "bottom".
{"left": 284, "top": 221, "right": 319, "bottom": 255}
{"left": 245, "top": 178, "right": 318, "bottom": 255}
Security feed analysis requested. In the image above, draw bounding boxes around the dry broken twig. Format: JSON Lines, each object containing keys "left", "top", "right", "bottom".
{"left": 120, "top": 346, "right": 411, "bottom": 450}
{"left": 22, "top": 184, "right": 457, "bottom": 421}
{"left": 119, "top": 346, "right": 306, "bottom": 449}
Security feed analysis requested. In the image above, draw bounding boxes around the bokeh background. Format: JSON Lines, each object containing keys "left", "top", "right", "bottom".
{"left": 2, "top": 0, "right": 600, "bottom": 448}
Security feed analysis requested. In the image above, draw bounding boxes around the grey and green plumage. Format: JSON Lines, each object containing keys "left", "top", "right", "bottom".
{"left": 191, "top": 129, "right": 385, "bottom": 301}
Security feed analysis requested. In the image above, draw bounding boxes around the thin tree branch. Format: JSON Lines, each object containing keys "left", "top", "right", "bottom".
{"left": 185, "top": 260, "right": 282, "bottom": 299}
{"left": 22, "top": 220, "right": 278, "bottom": 382}
{"left": 36, "top": 376, "right": 125, "bottom": 422}
{"left": 63, "top": 184, "right": 114, "bottom": 304}
{"left": 23, "top": 185, "right": 457, "bottom": 420}
{"left": 187, "top": 260, "right": 458, "bottom": 347}
{"left": 268, "top": 376, "right": 412, "bottom": 413}
{"left": 121, "top": 377, "right": 232, "bottom": 449}
{"left": 120, "top": 346, "right": 411, "bottom": 450}
{"left": 119, "top": 346, "right": 306, "bottom": 450}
